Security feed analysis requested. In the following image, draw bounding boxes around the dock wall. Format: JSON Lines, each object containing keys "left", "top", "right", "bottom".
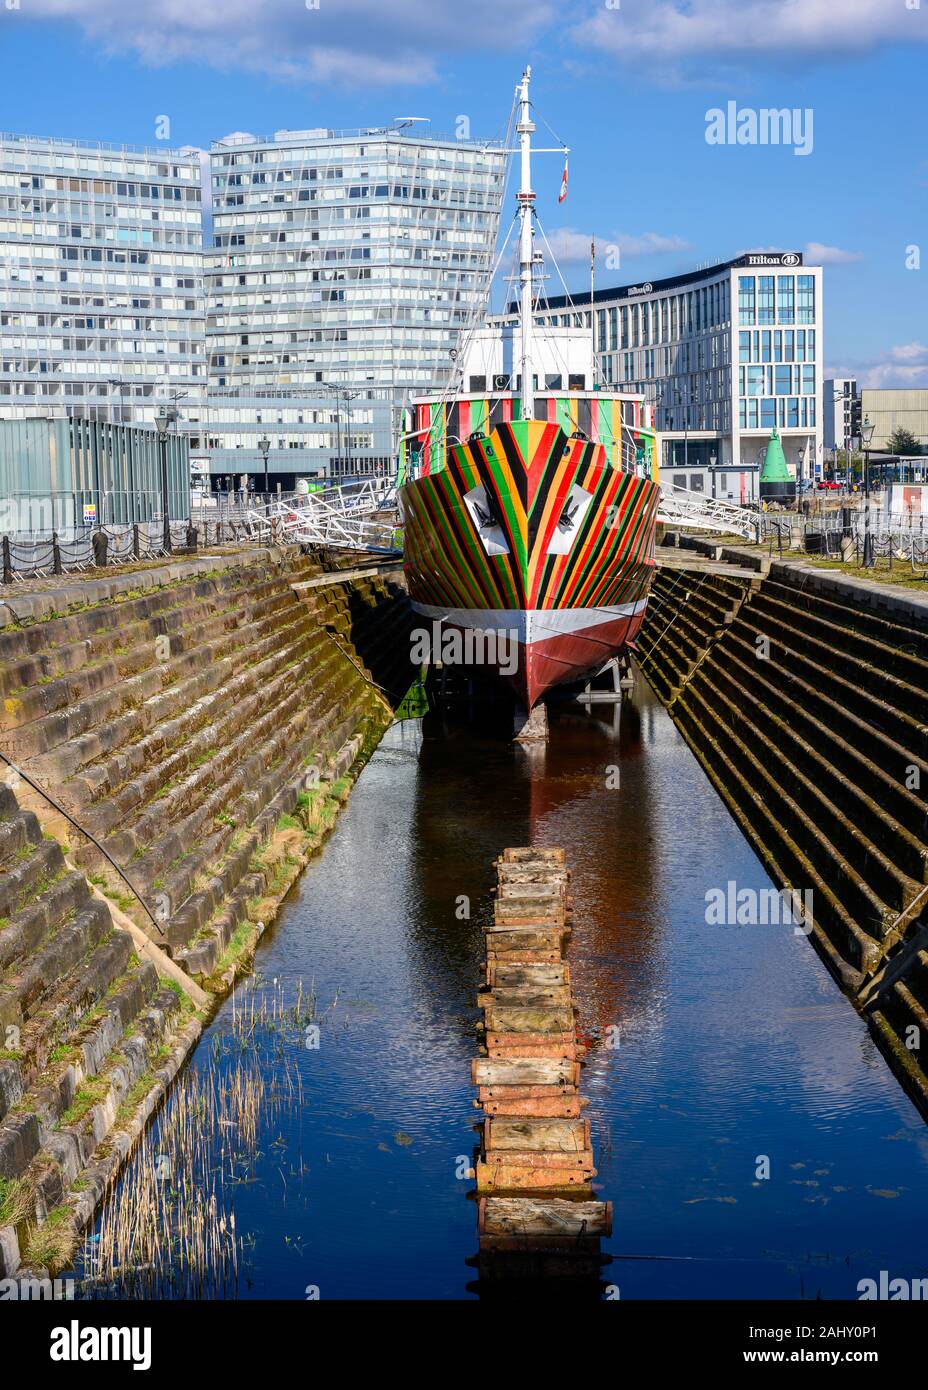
{"left": 637, "top": 544, "right": 928, "bottom": 1118}
{"left": 0, "top": 546, "right": 415, "bottom": 1277}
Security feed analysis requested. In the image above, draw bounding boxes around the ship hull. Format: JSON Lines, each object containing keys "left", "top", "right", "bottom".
{"left": 399, "top": 415, "right": 660, "bottom": 708}
{"left": 410, "top": 601, "right": 649, "bottom": 709}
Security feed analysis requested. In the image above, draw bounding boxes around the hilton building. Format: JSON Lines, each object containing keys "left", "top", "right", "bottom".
{"left": 493, "top": 252, "right": 824, "bottom": 501}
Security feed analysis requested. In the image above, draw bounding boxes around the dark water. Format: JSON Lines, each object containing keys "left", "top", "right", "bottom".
{"left": 97, "top": 676, "right": 928, "bottom": 1299}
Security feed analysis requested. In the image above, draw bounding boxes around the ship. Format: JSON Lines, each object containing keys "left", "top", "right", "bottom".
{"left": 397, "top": 67, "right": 661, "bottom": 713}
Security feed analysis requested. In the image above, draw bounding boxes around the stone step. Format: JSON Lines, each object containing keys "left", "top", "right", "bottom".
{"left": 674, "top": 688, "right": 876, "bottom": 984}
{"left": 0, "top": 838, "right": 66, "bottom": 922}
{"left": 76, "top": 628, "right": 337, "bottom": 842}
{"left": 732, "top": 608, "right": 928, "bottom": 760}
{"left": 0, "top": 896, "right": 113, "bottom": 1035}
{"left": 763, "top": 577, "right": 928, "bottom": 660}
{"left": 0, "top": 569, "right": 298, "bottom": 725}
{"left": 711, "top": 632, "right": 928, "bottom": 858}
{"left": 95, "top": 636, "right": 345, "bottom": 867}
{"left": 701, "top": 650, "right": 926, "bottom": 905}
{"left": 744, "top": 593, "right": 928, "bottom": 730}
{"left": 6, "top": 582, "right": 315, "bottom": 763}
{"left": 0, "top": 805, "right": 43, "bottom": 872}
{"left": 0, "top": 559, "right": 292, "bottom": 698}
{"left": 688, "top": 668, "right": 905, "bottom": 937}
{"left": 58, "top": 616, "right": 329, "bottom": 810}
{"left": 0, "top": 869, "right": 92, "bottom": 976}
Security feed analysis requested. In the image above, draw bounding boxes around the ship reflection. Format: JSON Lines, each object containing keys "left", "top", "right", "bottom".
{"left": 402, "top": 670, "right": 667, "bottom": 1053}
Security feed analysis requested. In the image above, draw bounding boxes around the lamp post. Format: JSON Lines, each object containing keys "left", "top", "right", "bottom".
{"left": 861, "top": 414, "right": 876, "bottom": 567}
{"left": 155, "top": 410, "right": 172, "bottom": 554}
{"left": 258, "top": 436, "right": 271, "bottom": 500}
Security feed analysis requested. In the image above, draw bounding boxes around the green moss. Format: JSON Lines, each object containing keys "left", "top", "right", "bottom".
{"left": 60, "top": 1075, "right": 110, "bottom": 1127}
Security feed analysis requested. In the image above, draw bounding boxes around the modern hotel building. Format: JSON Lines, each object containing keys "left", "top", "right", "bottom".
{"left": 493, "top": 252, "right": 824, "bottom": 501}
{"left": 203, "top": 127, "right": 506, "bottom": 484}
{"left": 0, "top": 134, "right": 207, "bottom": 440}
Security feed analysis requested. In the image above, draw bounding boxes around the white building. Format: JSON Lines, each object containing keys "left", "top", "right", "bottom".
{"left": 824, "top": 377, "right": 858, "bottom": 455}
{"left": 492, "top": 251, "right": 824, "bottom": 501}
{"left": 0, "top": 134, "right": 206, "bottom": 438}
{"left": 203, "top": 126, "right": 506, "bottom": 482}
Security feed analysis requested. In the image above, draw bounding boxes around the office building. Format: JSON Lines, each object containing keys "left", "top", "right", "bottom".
{"left": 0, "top": 134, "right": 206, "bottom": 443}
{"left": 203, "top": 127, "right": 506, "bottom": 484}
{"left": 493, "top": 252, "right": 824, "bottom": 501}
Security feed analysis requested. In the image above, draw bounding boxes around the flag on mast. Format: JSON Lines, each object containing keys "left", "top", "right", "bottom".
{"left": 558, "top": 155, "right": 568, "bottom": 204}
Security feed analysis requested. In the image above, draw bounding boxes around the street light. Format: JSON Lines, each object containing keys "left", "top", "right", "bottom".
{"left": 861, "top": 413, "right": 876, "bottom": 567}
{"left": 155, "top": 410, "right": 172, "bottom": 554}
{"left": 258, "top": 436, "right": 271, "bottom": 498}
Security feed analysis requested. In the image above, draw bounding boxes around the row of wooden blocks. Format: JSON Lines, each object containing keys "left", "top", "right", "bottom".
{"left": 473, "top": 847, "right": 612, "bottom": 1259}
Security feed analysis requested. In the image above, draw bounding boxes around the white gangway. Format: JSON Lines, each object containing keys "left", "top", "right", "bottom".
{"left": 241, "top": 479, "right": 759, "bottom": 553}
{"left": 242, "top": 480, "right": 401, "bottom": 552}
{"left": 656, "top": 483, "right": 762, "bottom": 540}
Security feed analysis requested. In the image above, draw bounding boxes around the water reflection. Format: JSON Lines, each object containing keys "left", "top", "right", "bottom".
{"left": 83, "top": 674, "right": 928, "bottom": 1300}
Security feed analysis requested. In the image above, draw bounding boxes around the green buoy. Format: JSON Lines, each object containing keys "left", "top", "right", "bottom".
{"left": 759, "top": 427, "right": 795, "bottom": 503}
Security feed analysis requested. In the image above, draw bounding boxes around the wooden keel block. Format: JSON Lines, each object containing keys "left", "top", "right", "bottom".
{"left": 487, "top": 949, "right": 562, "bottom": 965}
{"left": 485, "top": 927, "right": 565, "bottom": 951}
{"left": 477, "top": 987, "right": 573, "bottom": 1009}
{"left": 485, "top": 1116, "right": 591, "bottom": 1153}
{"left": 475, "top": 1162, "right": 593, "bottom": 1192}
{"left": 482, "top": 1096, "right": 582, "bottom": 1117}
{"left": 488, "top": 963, "right": 570, "bottom": 988}
{"left": 473, "top": 1057, "right": 580, "bottom": 1087}
{"left": 484, "top": 1005, "right": 575, "bottom": 1034}
{"left": 502, "top": 847, "right": 567, "bottom": 864}
{"left": 471, "top": 847, "right": 610, "bottom": 1266}
{"left": 486, "top": 1041, "right": 579, "bottom": 1060}
{"left": 479, "top": 1197, "right": 613, "bottom": 1239}
{"left": 478, "top": 1086, "right": 580, "bottom": 1102}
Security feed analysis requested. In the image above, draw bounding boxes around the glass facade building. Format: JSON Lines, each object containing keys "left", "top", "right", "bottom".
{"left": 203, "top": 128, "right": 506, "bottom": 482}
{"left": 0, "top": 134, "right": 206, "bottom": 435}
{"left": 0, "top": 126, "right": 506, "bottom": 490}
{"left": 494, "top": 253, "right": 824, "bottom": 501}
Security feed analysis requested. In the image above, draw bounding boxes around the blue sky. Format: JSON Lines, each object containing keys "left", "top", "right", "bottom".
{"left": 1, "top": 0, "right": 926, "bottom": 385}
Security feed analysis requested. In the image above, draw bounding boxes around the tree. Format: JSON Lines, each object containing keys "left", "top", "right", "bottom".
{"left": 886, "top": 426, "right": 922, "bottom": 456}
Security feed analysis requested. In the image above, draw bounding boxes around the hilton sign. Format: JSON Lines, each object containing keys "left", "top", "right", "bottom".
{"left": 743, "top": 253, "right": 802, "bottom": 267}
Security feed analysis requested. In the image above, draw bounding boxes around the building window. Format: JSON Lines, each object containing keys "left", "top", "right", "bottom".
{"left": 777, "top": 276, "right": 795, "bottom": 324}
{"left": 797, "top": 275, "right": 815, "bottom": 324}
{"left": 757, "top": 276, "right": 775, "bottom": 325}
{"left": 738, "top": 276, "right": 755, "bottom": 325}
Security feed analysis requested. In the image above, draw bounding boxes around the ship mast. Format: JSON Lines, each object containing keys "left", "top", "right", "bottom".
{"left": 516, "top": 66, "right": 536, "bottom": 420}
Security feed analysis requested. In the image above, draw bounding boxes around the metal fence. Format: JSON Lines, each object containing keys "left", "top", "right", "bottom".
{"left": 759, "top": 506, "right": 928, "bottom": 573}
{"left": 1, "top": 479, "right": 401, "bottom": 582}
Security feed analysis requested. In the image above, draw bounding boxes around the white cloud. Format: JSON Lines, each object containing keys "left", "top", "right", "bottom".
{"left": 829, "top": 343, "right": 928, "bottom": 389}
{"left": 544, "top": 227, "right": 691, "bottom": 265}
{"left": 889, "top": 342, "right": 928, "bottom": 364}
{"left": 20, "top": 0, "right": 553, "bottom": 87}
{"left": 804, "top": 242, "right": 864, "bottom": 265}
{"left": 573, "top": 0, "right": 927, "bottom": 76}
